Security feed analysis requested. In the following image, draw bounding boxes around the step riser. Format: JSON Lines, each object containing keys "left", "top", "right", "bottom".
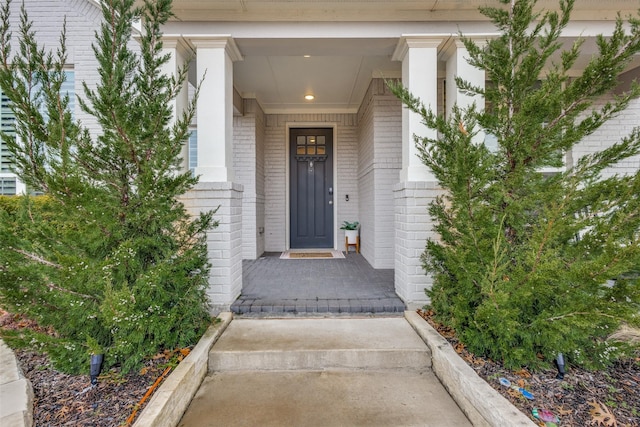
{"left": 209, "top": 349, "right": 431, "bottom": 372}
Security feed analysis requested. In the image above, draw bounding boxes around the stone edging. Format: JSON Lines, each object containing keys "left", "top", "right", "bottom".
{"left": 2, "top": 311, "right": 536, "bottom": 427}
{"left": 404, "top": 310, "right": 536, "bottom": 427}
{"left": 0, "top": 339, "right": 34, "bottom": 427}
{"left": 132, "top": 312, "right": 233, "bottom": 427}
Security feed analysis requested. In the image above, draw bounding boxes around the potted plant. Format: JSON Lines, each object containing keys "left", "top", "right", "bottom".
{"left": 340, "top": 221, "right": 359, "bottom": 245}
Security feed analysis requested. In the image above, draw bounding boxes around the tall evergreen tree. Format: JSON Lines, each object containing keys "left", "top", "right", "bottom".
{"left": 0, "top": 0, "right": 215, "bottom": 373}
{"left": 391, "top": 0, "right": 640, "bottom": 369}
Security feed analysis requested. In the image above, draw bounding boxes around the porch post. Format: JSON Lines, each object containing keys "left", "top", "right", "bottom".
{"left": 392, "top": 36, "right": 444, "bottom": 308}
{"left": 190, "top": 35, "right": 242, "bottom": 182}
{"left": 441, "top": 37, "right": 487, "bottom": 144}
{"left": 182, "top": 35, "right": 245, "bottom": 313}
{"left": 160, "top": 36, "right": 191, "bottom": 172}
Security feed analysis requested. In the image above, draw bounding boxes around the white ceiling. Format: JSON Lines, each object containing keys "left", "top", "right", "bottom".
{"left": 172, "top": 1, "right": 640, "bottom": 114}
{"left": 232, "top": 38, "right": 401, "bottom": 113}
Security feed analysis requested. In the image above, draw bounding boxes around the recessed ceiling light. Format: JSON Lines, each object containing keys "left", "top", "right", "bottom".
{"left": 304, "top": 94, "right": 315, "bottom": 100}
{"left": 303, "top": 55, "right": 311, "bottom": 58}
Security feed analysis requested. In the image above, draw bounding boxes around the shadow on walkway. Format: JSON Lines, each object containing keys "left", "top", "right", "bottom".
{"left": 231, "top": 252, "right": 405, "bottom": 315}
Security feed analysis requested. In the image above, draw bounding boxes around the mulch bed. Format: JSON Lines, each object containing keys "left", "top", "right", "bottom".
{"left": 2, "top": 307, "right": 639, "bottom": 426}
{"left": 417, "top": 309, "right": 640, "bottom": 427}
{"left": 1, "top": 309, "right": 183, "bottom": 427}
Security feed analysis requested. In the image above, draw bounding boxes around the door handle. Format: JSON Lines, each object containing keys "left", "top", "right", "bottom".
{"left": 329, "top": 200, "right": 333, "bottom": 205}
{"left": 328, "top": 187, "right": 333, "bottom": 195}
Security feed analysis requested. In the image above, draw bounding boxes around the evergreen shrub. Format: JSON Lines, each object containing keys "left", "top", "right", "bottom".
{"left": 390, "top": 0, "right": 640, "bottom": 370}
{"left": 0, "top": 0, "right": 215, "bottom": 373}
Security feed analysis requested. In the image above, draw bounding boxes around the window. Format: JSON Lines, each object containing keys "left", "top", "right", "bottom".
{"left": 295, "top": 134, "right": 327, "bottom": 160}
{"left": 0, "top": 177, "right": 16, "bottom": 195}
{"left": 0, "top": 89, "right": 16, "bottom": 174}
{"left": 0, "top": 70, "right": 74, "bottom": 195}
{"left": 189, "top": 128, "right": 197, "bottom": 174}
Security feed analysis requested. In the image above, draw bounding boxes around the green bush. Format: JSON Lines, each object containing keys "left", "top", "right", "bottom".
{"left": 0, "top": 0, "right": 215, "bottom": 374}
{"left": 390, "top": 0, "right": 640, "bottom": 370}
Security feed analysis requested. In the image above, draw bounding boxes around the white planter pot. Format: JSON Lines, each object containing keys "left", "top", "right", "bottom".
{"left": 345, "top": 229, "right": 358, "bottom": 244}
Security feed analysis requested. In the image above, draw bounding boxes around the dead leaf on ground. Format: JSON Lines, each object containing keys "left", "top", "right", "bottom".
{"left": 556, "top": 405, "right": 573, "bottom": 416}
{"left": 508, "top": 388, "right": 522, "bottom": 399}
{"left": 515, "top": 368, "right": 532, "bottom": 378}
{"left": 589, "top": 400, "right": 618, "bottom": 427}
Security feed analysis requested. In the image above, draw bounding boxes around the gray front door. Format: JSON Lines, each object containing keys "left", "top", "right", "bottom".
{"left": 290, "top": 128, "right": 334, "bottom": 249}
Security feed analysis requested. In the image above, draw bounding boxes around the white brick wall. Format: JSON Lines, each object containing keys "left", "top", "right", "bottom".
{"left": 394, "top": 181, "right": 442, "bottom": 306}
{"left": 357, "top": 79, "right": 402, "bottom": 268}
{"left": 357, "top": 81, "right": 376, "bottom": 261}
{"left": 5, "top": 0, "right": 140, "bottom": 136}
{"left": 181, "top": 182, "right": 243, "bottom": 311}
{"left": 233, "top": 99, "right": 266, "bottom": 259}
{"left": 264, "top": 115, "right": 287, "bottom": 251}
{"left": 263, "top": 113, "right": 358, "bottom": 252}
{"left": 574, "top": 94, "right": 640, "bottom": 178}
{"left": 2, "top": 0, "right": 114, "bottom": 189}
{"left": 255, "top": 101, "right": 266, "bottom": 257}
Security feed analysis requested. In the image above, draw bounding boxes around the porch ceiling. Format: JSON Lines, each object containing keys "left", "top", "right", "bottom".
{"left": 232, "top": 37, "right": 401, "bottom": 113}
{"left": 216, "top": 36, "right": 640, "bottom": 115}
{"left": 169, "top": 1, "right": 640, "bottom": 114}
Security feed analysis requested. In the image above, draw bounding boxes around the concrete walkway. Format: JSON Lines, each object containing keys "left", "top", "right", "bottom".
{"left": 3, "top": 312, "right": 536, "bottom": 427}
{"left": 0, "top": 340, "right": 33, "bottom": 427}
{"left": 178, "top": 317, "right": 472, "bottom": 427}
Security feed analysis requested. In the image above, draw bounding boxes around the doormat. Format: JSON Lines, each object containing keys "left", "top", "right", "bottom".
{"left": 280, "top": 250, "right": 345, "bottom": 259}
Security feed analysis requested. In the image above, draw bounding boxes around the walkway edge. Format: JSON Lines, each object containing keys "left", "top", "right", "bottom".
{"left": 0, "top": 339, "right": 34, "bottom": 427}
{"left": 405, "top": 311, "right": 536, "bottom": 427}
{"left": 133, "top": 312, "right": 233, "bottom": 427}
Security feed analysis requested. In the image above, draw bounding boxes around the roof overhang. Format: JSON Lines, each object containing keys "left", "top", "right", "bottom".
{"left": 168, "top": 0, "right": 640, "bottom": 22}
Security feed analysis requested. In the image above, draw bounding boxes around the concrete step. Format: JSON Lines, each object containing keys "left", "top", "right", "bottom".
{"left": 208, "top": 317, "right": 432, "bottom": 372}
{"left": 179, "top": 369, "right": 472, "bottom": 427}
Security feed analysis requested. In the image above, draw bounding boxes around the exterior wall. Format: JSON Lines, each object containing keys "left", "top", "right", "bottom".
{"left": 255, "top": 101, "right": 266, "bottom": 257}
{"left": 573, "top": 81, "right": 640, "bottom": 178}
{"left": 182, "top": 182, "right": 243, "bottom": 311}
{"left": 394, "top": 181, "right": 442, "bottom": 307}
{"left": 6, "top": 0, "right": 142, "bottom": 134}
{"left": 264, "top": 113, "right": 358, "bottom": 252}
{"left": 1, "top": 0, "right": 111, "bottom": 192}
{"left": 357, "top": 79, "right": 402, "bottom": 269}
{"left": 233, "top": 99, "right": 266, "bottom": 259}
{"left": 357, "top": 81, "right": 376, "bottom": 262}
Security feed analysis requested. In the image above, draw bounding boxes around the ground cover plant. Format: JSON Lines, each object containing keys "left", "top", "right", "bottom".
{"left": 390, "top": 0, "right": 640, "bottom": 370}
{"left": 0, "top": 0, "right": 215, "bottom": 374}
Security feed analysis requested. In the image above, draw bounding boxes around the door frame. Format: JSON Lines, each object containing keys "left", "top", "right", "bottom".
{"left": 285, "top": 122, "right": 338, "bottom": 250}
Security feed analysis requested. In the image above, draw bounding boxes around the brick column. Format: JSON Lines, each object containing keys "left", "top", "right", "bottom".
{"left": 393, "top": 182, "right": 444, "bottom": 307}
{"left": 392, "top": 36, "right": 444, "bottom": 307}
{"left": 182, "top": 182, "right": 244, "bottom": 313}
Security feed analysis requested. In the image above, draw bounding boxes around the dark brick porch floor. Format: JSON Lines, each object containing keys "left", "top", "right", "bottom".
{"left": 230, "top": 252, "right": 405, "bottom": 316}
